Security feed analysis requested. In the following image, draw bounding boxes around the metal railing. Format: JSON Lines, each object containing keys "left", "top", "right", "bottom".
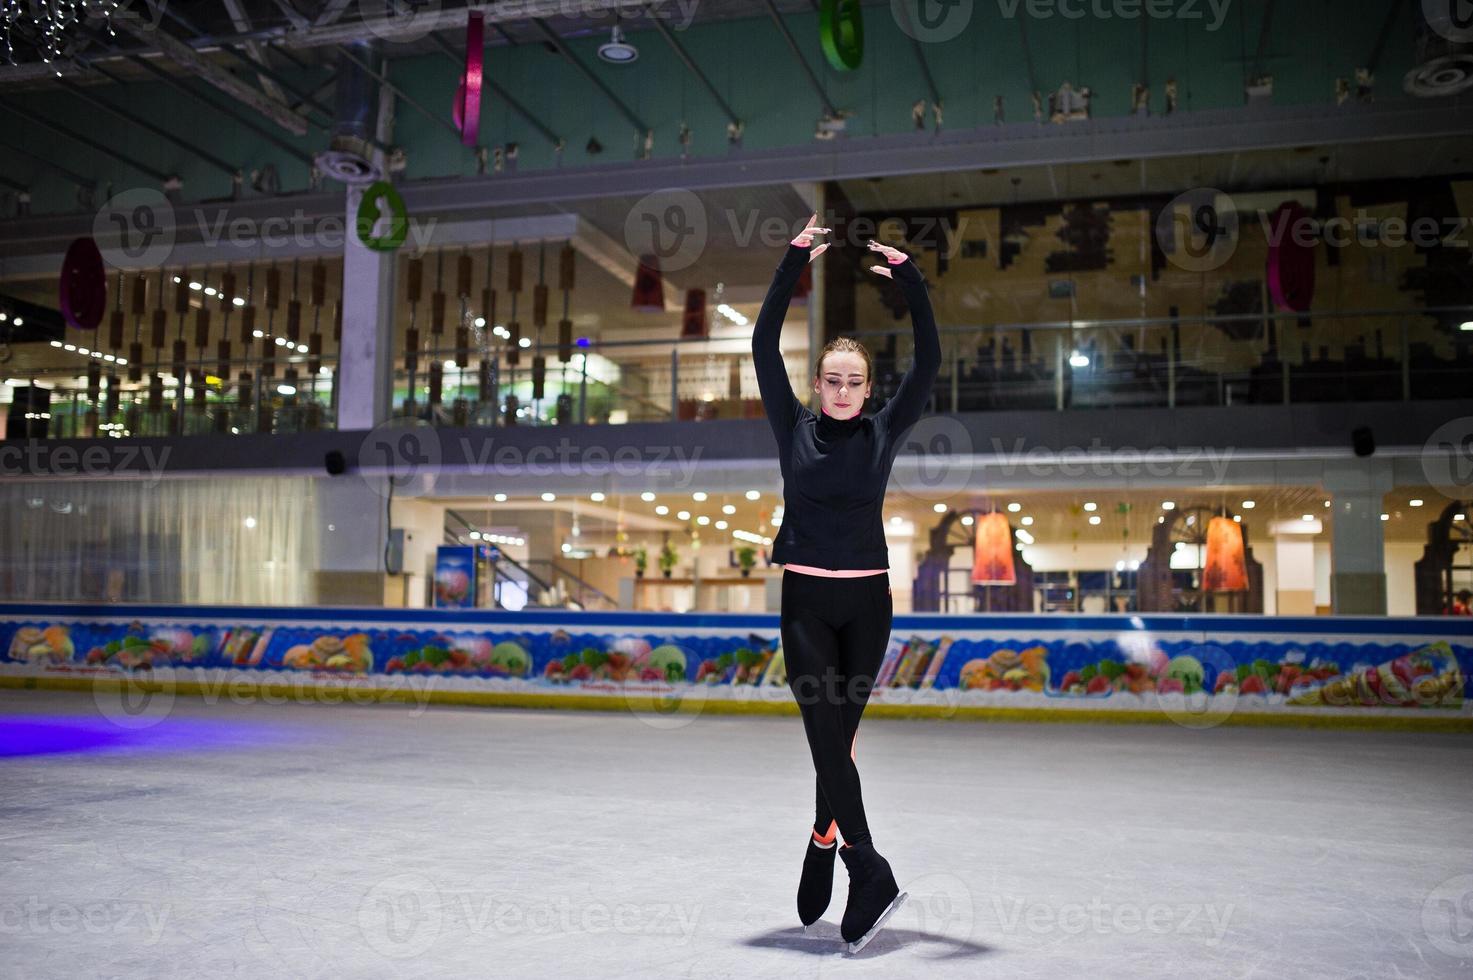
{"left": 386, "top": 305, "right": 1473, "bottom": 426}
{"left": 2, "top": 350, "right": 337, "bottom": 438}
{"left": 7, "top": 304, "right": 1469, "bottom": 437}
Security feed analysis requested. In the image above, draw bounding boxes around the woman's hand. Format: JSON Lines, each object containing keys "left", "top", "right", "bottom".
{"left": 866, "top": 239, "right": 910, "bottom": 277}
{"left": 791, "top": 212, "right": 832, "bottom": 262}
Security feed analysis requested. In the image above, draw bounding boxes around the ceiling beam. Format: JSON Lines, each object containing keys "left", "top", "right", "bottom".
{"left": 639, "top": 4, "right": 742, "bottom": 132}
{"left": 0, "top": 99, "right": 172, "bottom": 182}
{"left": 888, "top": 3, "right": 941, "bottom": 112}
{"left": 277, "top": 0, "right": 650, "bottom": 48}
{"left": 126, "top": 56, "right": 317, "bottom": 167}
{"left": 1364, "top": 0, "right": 1410, "bottom": 76}
{"left": 55, "top": 78, "right": 242, "bottom": 181}
{"left": 112, "top": 18, "right": 311, "bottom": 135}
{"left": 531, "top": 18, "right": 651, "bottom": 142}
{"left": 219, "top": 0, "right": 290, "bottom": 105}
{"left": 0, "top": 136, "right": 97, "bottom": 191}
{"left": 760, "top": 0, "right": 838, "bottom": 118}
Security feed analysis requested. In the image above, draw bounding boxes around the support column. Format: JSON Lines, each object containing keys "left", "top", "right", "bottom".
{"left": 1325, "top": 459, "right": 1394, "bottom": 615}
{"left": 1271, "top": 532, "right": 1317, "bottom": 616}
{"left": 335, "top": 63, "right": 397, "bottom": 432}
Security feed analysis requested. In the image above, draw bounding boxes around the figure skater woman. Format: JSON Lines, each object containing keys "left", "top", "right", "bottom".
{"left": 751, "top": 213, "right": 941, "bottom": 952}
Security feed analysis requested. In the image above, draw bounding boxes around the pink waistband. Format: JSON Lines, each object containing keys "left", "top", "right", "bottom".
{"left": 783, "top": 564, "right": 888, "bottom": 578}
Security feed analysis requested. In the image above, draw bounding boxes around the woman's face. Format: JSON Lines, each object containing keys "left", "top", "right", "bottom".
{"left": 812, "top": 351, "right": 871, "bottom": 420}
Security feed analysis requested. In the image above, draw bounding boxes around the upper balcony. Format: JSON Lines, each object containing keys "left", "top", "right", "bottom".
{"left": 4, "top": 138, "right": 1472, "bottom": 449}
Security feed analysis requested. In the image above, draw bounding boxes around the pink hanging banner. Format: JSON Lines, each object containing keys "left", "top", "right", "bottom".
{"left": 453, "top": 10, "right": 484, "bottom": 146}
{"left": 1266, "top": 201, "right": 1316, "bottom": 312}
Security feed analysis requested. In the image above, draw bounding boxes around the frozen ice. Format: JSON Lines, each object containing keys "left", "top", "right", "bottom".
{"left": 1, "top": 690, "right": 1470, "bottom": 979}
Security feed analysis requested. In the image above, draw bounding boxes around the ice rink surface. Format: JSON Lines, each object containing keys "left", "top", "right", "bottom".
{"left": 2, "top": 689, "right": 1471, "bottom": 979}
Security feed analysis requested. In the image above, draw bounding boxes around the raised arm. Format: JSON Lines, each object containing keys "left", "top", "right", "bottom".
{"left": 875, "top": 256, "right": 942, "bottom": 437}
{"left": 751, "top": 242, "right": 815, "bottom": 442}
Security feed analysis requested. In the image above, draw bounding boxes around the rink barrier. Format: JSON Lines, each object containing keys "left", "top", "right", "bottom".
{"left": 2, "top": 672, "right": 1472, "bottom": 731}
{"left": 1, "top": 603, "right": 1470, "bottom": 731}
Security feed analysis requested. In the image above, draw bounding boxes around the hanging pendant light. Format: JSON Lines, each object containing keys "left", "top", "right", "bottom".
{"left": 1203, "top": 515, "right": 1249, "bottom": 591}
{"left": 972, "top": 512, "right": 1017, "bottom": 586}
{"left": 598, "top": 23, "right": 639, "bottom": 64}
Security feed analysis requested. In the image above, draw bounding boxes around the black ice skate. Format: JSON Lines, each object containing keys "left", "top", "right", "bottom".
{"left": 797, "top": 832, "right": 837, "bottom": 929}
{"left": 837, "top": 841, "right": 908, "bottom": 953}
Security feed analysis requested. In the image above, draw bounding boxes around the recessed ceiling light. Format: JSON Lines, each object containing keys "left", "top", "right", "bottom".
{"left": 641, "top": 491, "right": 656, "bottom": 501}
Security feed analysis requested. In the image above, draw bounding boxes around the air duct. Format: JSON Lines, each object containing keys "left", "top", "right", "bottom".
{"left": 314, "top": 40, "right": 384, "bottom": 184}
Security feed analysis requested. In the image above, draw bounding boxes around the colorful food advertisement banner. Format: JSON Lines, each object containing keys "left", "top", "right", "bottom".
{"left": 1, "top": 607, "right": 1469, "bottom": 717}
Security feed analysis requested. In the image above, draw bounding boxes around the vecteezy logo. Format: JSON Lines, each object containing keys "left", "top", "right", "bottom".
{"left": 91, "top": 670, "right": 176, "bottom": 731}
{"left": 891, "top": 416, "right": 974, "bottom": 503}
{"left": 1153, "top": 642, "right": 1237, "bottom": 731}
{"left": 623, "top": 188, "right": 708, "bottom": 274}
{"left": 1156, "top": 188, "right": 1239, "bottom": 273}
{"left": 891, "top": 0, "right": 973, "bottom": 42}
{"left": 1421, "top": 417, "right": 1473, "bottom": 497}
{"left": 358, "top": 419, "right": 442, "bottom": 499}
{"left": 622, "top": 646, "right": 709, "bottom": 731}
{"left": 1424, "top": 0, "right": 1473, "bottom": 43}
{"left": 1422, "top": 873, "right": 1473, "bottom": 957}
{"left": 93, "top": 188, "right": 176, "bottom": 269}
{"left": 358, "top": 873, "right": 442, "bottom": 959}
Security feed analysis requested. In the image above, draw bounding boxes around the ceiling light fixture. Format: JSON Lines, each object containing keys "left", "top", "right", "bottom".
{"left": 598, "top": 23, "right": 638, "bottom": 64}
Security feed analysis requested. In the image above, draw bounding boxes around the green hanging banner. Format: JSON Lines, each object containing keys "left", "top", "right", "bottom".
{"left": 356, "top": 181, "right": 409, "bottom": 252}
{"left": 819, "top": 0, "right": 863, "bottom": 71}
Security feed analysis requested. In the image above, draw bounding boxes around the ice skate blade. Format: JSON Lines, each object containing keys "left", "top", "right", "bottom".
{"left": 845, "top": 890, "right": 907, "bottom": 954}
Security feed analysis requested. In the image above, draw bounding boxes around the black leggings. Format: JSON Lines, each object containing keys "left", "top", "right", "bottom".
{"left": 780, "top": 568, "right": 893, "bottom": 849}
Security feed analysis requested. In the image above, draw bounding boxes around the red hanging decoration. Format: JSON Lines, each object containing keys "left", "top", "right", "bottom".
{"left": 971, "top": 513, "right": 1017, "bottom": 585}
{"left": 1266, "top": 201, "right": 1316, "bottom": 312}
{"left": 680, "top": 288, "right": 708, "bottom": 338}
{"left": 792, "top": 262, "right": 813, "bottom": 307}
{"left": 453, "top": 10, "right": 484, "bottom": 146}
{"left": 1203, "top": 516, "right": 1249, "bottom": 592}
{"left": 59, "top": 237, "right": 107, "bottom": 330}
{"left": 631, "top": 254, "right": 664, "bottom": 312}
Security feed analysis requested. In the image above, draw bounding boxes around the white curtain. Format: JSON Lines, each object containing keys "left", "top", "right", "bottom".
{"left": 0, "top": 476, "right": 321, "bottom": 606}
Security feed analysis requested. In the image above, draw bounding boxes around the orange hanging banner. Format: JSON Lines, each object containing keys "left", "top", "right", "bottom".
{"left": 971, "top": 512, "right": 1017, "bottom": 585}
{"left": 1202, "top": 516, "right": 1249, "bottom": 591}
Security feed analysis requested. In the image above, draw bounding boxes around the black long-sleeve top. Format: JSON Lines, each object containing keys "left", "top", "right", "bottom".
{"left": 752, "top": 243, "right": 942, "bottom": 569}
